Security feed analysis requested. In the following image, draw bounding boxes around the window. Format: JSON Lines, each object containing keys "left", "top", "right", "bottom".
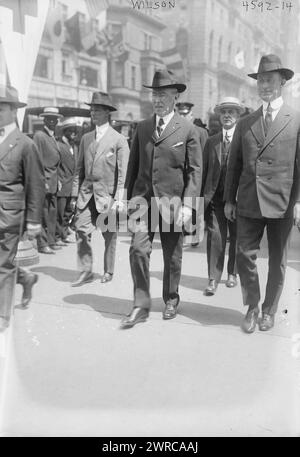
{"left": 144, "top": 33, "right": 153, "bottom": 51}
{"left": 218, "top": 36, "right": 223, "bottom": 63}
{"left": 131, "top": 66, "right": 136, "bottom": 90}
{"left": 34, "top": 54, "right": 50, "bottom": 79}
{"left": 228, "top": 42, "right": 232, "bottom": 63}
{"left": 112, "top": 61, "right": 124, "bottom": 87}
{"left": 62, "top": 52, "right": 72, "bottom": 76}
{"left": 79, "top": 66, "right": 98, "bottom": 87}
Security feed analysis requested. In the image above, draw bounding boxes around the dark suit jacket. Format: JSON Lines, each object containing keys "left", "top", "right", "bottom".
{"left": 33, "top": 127, "right": 61, "bottom": 194}
{"left": 224, "top": 104, "right": 300, "bottom": 218}
{"left": 57, "top": 139, "right": 77, "bottom": 197}
{"left": 0, "top": 127, "right": 45, "bottom": 233}
{"left": 72, "top": 126, "right": 129, "bottom": 212}
{"left": 125, "top": 112, "right": 202, "bottom": 210}
{"left": 196, "top": 125, "right": 208, "bottom": 152}
{"left": 201, "top": 131, "right": 224, "bottom": 211}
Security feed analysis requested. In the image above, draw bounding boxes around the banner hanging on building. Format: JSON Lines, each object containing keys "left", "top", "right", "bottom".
{"left": 0, "top": 0, "right": 50, "bottom": 123}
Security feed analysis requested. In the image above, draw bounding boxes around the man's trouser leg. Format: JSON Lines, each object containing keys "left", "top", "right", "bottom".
{"left": 206, "top": 202, "right": 228, "bottom": 282}
{"left": 227, "top": 218, "right": 237, "bottom": 276}
{"left": 262, "top": 217, "right": 293, "bottom": 315}
{"left": 0, "top": 231, "right": 19, "bottom": 321}
{"left": 236, "top": 216, "right": 265, "bottom": 308}
{"left": 75, "top": 198, "right": 97, "bottom": 272}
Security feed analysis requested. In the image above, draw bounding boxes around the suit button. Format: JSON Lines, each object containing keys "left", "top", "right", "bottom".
{"left": 256, "top": 175, "right": 259, "bottom": 179}
{"left": 269, "top": 143, "right": 274, "bottom": 147}
{"left": 268, "top": 159, "right": 272, "bottom": 164}
{"left": 257, "top": 158, "right": 262, "bottom": 162}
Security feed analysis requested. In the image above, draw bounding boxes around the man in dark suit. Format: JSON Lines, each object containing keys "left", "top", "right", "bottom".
{"left": 176, "top": 101, "right": 208, "bottom": 248}
{"left": 121, "top": 69, "right": 202, "bottom": 329}
{"left": 33, "top": 107, "right": 62, "bottom": 254}
{"left": 224, "top": 55, "right": 300, "bottom": 333}
{"left": 56, "top": 118, "right": 78, "bottom": 246}
{"left": 202, "top": 97, "right": 244, "bottom": 295}
{"left": 0, "top": 86, "right": 44, "bottom": 330}
{"left": 71, "top": 92, "right": 129, "bottom": 286}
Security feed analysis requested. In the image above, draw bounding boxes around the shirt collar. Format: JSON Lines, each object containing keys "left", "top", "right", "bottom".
{"left": 156, "top": 110, "right": 175, "bottom": 126}
{"left": 1, "top": 122, "right": 17, "bottom": 137}
{"left": 96, "top": 122, "right": 109, "bottom": 134}
{"left": 262, "top": 96, "right": 283, "bottom": 112}
{"left": 222, "top": 125, "right": 236, "bottom": 140}
{"left": 44, "top": 125, "right": 55, "bottom": 137}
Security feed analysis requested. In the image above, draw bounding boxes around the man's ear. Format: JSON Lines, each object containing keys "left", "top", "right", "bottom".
{"left": 281, "top": 77, "right": 286, "bottom": 86}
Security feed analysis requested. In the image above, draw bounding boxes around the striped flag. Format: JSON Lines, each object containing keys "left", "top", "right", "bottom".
{"left": 85, "top": 0, "right": 109, "bottom": 18}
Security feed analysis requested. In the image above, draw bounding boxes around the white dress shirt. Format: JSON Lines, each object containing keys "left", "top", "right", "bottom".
{"left": 96, "top": 122, "right": 109, "bottom": 142}
{"left": 222, "top": 125, "right": 236, "bottom": 142}
{"left": 262, "top": 96, "right": 283, "bottom": 121}
{"left": 155, "top": 111, "right": 175, "bottom": 134}
{"left": 0, "top": 122, "right": 17, "bottom": 145}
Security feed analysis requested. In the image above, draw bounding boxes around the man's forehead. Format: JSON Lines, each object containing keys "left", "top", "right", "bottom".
{"left": 152, "top": 88, "right": 177, "bottom": 95}
{"left": 257, "top": 71, "right": 281, "bottom": 80}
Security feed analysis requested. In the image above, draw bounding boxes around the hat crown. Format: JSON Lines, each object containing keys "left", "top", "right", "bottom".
{"left": 0, "top": 84, "right": 26, "bottom": 107}
{"left": 257, "top": 54, "right": 284, "bottom": 73}
{"left": 217, "top": 96, "right": 243, "bottom": 107}
{"left": 60, "top": 117, "right": 78, "bottom": 128}
{"left": 43, "top": 107, "right": 60, "bottom": 115}
{"left": 90, "top": 91, "right": 112, "bottom": 105}
{"left": 143, "top": 68, "right": 187, "bottom": 93}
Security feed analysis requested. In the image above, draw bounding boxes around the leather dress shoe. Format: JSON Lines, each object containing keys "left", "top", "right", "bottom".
{"left": 100, "top": 272, "right": 113, "bottom": 283}
{"left": 226, "top": 274, "right": 237, "bottom": 288}
{"left": 162, "top": 298, "right": 179, "bottom": 320}
{"left": 204, "top": 279, "right": 218, "bottom": 296}
{"left": 241, "top": 307, "right": 259, "bottom": 333}
{"left": 50, "top": 244, "right": 62, "bottom": 250}
{"left": 120, "top": 307, "right": 149, "bottom": 329}
{"left": 71, "top": 271, "right": 94, "bottom": 287}
{"left": 38, "top": 246, "right": 55, "bottom": 254}
{"left": 21, "top": 273, "right": 38, "bottom": 307}
{"left": 55, "top": 240, "right": 67, "bottom": 247}
{"left": 259, "top": 313, "right": 275, "bottom": 331}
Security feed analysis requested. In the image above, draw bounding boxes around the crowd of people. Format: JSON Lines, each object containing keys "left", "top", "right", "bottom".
{"left": 0, "top": 53, "right": 299, "bottom": 334}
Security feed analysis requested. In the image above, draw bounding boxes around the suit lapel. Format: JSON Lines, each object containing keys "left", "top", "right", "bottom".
{"left": 94, "top": 126, "right": 114, "bottom": 159}
{"left": 153, "top": 112, "right": 181, "bottom": 144}
{"left": 0, "top": 128, "right": 21, "bottom": 161}
{"left": 262, "top": 104, "right": 291, "bottom": 149}
{"left": 250, "top": 108, "right": 265, "bottom": 147}
{"left": 214, "top": 132, "right": 223, "bottom": 164}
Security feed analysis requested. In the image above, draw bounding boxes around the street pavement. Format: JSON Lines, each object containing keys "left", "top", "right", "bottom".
{"left": 0, "top": 227, "right": 299, "bottom": 437}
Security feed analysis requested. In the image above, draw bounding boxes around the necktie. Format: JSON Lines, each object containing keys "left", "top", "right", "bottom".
{"left": 0, "top": 128, "right": 5, "bottom": 136}
{"left": 222, "top": 132, "right": 230, "bottom": 166}
{"left": 264, "top": 103, "right": 273, "bottom": 135}
{"left": 157, "top": 118, "right": 164, "bottom": 136}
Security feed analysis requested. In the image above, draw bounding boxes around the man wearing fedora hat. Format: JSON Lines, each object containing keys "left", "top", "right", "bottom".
{"left": 121, "top": 69, "right": 202, "bottom": 328}
{"left": 0, "top": 85, "right": 44, "bottom": 330}
{"left": 33, "top": 107, "right": 63, "bottom": 254}
{"left": 55, "top": 118, "right": 78, "bottom": 246}
{"left": 202, "top": 96, "right": 244, "bottom": 296}
{"left": 224, "top": 54, "right": 300, "bottom": 333}
{"left": 71, "top": 92, "right": 129, "bottom": 287}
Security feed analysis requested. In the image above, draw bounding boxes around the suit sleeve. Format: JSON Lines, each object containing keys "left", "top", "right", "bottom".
{"left": 296, "top": 127, "right": 300, "bottom": 203}
{"left": 224, "top": 121, "right": 243, "bottom": 204}
{"left": 23, "top": 138, "right": 45, "bottom": 225}
{"left": 200, "top": 128, "right": 208, "bottom": 151}
{"left": 201, "top": 138, "right": 210, "bottom": 197}
{"left": 124, "top": 126, "right": 140, "bottom": 201}
{"left": 183, "top": 124, "right": 202, "bottom": 204}
{"left": 71, "top": 136, "right": 85, "bottom": 197}
{"left": 116, "top": 135, "right": 130, "bottom": 200}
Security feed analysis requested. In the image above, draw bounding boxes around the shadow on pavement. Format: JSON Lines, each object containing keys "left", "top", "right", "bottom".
{"left": 150, "top": 271, "right": 226, "bottom": 291}
{"left": 31, "top": 266, "right": 101, "bottom": 283}
{"left": 63, "top": 294, "right": 131, "bottom": 318}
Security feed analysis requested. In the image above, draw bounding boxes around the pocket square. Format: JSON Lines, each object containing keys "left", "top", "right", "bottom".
{"left": 106, "top": 151, "right": 114, "bottom": 158}
{"left": 172, "top": 142, "right": 184, "bottom": 148}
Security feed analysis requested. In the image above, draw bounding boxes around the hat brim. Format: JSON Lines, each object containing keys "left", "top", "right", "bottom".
{"left": 248, "top": 68, "right": 294, "bottom": 81}
{"left": 85, "top": 102, "right": 117, "bottom": 112}
{"left": 214, "top": 104, "right": 245, "bottom": 115}
{"left": 61, "top": 124, "right": 78, "bottom": 130}
{"left": 40, "top": 113, "right": 63, "bottom": 119}
{"left": 143, "top": 83, "right": 187, "bottom": 93}
{"left": 0, "top": 99, "right": 27, "bottom": 108}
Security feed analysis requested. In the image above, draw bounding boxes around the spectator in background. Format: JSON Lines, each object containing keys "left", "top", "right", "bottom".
{"left": 33, "top": 107, "right": 63, "bottom": 254}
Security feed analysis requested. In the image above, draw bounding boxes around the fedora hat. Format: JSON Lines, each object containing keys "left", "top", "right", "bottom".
{"left": 143, "top": 69, "right": 186, "bottom": 93}
{"left": 85, "top": 91, "right": 117, "bottom": 111}
{"left": 248, "top": 54, "right": 294, "bottom": 81}
{"left": 214, "top": 96, "right": 245, "bottom": 115}
{"left": 0, "top": 85, "right": 27, "bottom": 108}
{"left": 176, "top": 101, "right": 194, "bottom": 114}
{"left": 60, "top": 117, "right": 78, "bottom": 130}
{"left": 39, "top": 107, "right": 63, "bottom": 118}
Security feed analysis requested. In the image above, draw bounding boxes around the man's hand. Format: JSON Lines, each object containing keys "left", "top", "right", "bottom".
{"left": 224, "top": 202, "right": 236, "bottom": 222}
{"left": 70, "top": 197, "right": 77, "bottom": 212}
{"left": 26, "top": 223, "right": 41, "bottom": 240}
{"left": 176, "top": 206, "right": 193, "bottom": 228}
{"left": 294, "top": 202, "right": 300, "bottom": 231}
